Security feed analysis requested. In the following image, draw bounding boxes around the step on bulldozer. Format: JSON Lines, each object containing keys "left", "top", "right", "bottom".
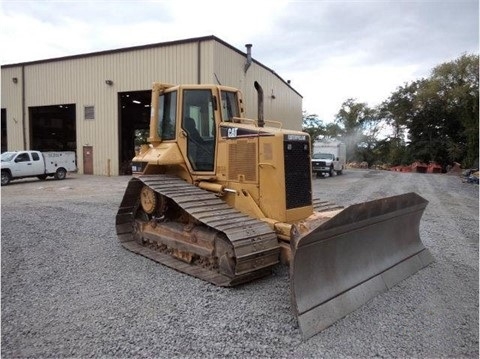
{"left": 116, "top": 81, "right": 434, "bottom": 339}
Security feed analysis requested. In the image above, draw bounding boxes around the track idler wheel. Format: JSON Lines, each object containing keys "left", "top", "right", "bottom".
{"left": 140, "top": 185, "right": 166, "bottom": 216}
{"left": 140, "top": 186, "right": 157, "bottom": 214}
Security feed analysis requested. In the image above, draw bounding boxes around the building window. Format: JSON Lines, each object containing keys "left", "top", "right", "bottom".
{"left": 84, "top": 106, "right": 95, "bottom": 120}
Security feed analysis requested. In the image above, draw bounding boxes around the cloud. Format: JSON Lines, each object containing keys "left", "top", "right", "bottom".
{"left": 0, "top": 1, "right": 174, "bottom": 63}
{"left": 249, "top": 0, "right": 478, "bottom": 121}
{"left": 0, "top": 0, "right": 478, "bottom": 123}
{"left": 0, "top": 0, "right": 289, "bottom": 62}
{"left": 0, "top": 11, "right": 90, "bottom": 63}
{"left": 289, "top": 62, "right": 421, "bottom": 120}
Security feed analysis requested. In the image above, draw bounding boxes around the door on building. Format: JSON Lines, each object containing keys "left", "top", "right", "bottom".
{"left": 1, "top": 109, "right": 6, "bottom": 152}
{"left": 83, "top": 146, "right": 93, "bottom": 175}
{"left": 29, "top": 104, "right": 76, "bottom": 151}
{"left": 118, "top": 90, "right": 151, "bottom": 175}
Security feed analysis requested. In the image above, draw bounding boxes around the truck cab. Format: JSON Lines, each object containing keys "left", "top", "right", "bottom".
{"left": 312, "top": 152, "right": 338, "bottom": 177}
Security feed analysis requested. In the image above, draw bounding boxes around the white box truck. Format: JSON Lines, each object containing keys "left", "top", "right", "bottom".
{"left": 1, "top": 150, "right": 76, "bottom": 185}
{"left": 312, "top": 141, "right": 346, "bottom": 177}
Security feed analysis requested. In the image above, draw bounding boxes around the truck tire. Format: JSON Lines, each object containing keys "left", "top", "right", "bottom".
{"left": 54, "top": 168, "right": 67, "bottom": 180}
{"left": 1, "top": 170, "right": 11, "bottom": 186}
{"left": 329, "top": 166, "right": 334, "bottom": 177}
{"left": 336, "top": 167, "right": 343, "bottom": 175}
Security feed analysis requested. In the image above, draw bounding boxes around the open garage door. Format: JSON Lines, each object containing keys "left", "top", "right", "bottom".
{"left": 118, "top": 91, "right": 151, "bottom": 175}
{"left": 1, "top": 108, "right": 6, "bottom": 153}
{"left": 29, "top": 104, "right": 76, "bottom": 152}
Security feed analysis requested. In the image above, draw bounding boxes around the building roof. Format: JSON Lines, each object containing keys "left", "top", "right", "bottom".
{"left": 1, "top": 35, "right": 301, "bottom": 98}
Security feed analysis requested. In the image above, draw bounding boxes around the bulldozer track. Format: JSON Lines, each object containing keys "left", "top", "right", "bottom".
{"left": 116, "top": 175, "right": 280, "bottom": 286}
{"left": 312, "top": 198, "right": 344, "bottom": 213}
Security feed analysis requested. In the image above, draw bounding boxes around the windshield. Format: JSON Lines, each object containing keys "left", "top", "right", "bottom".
{"left": 1, "top": 152, "right": 16, "bottom": 162}
{"left": 312, "top": 153, "right": 334, "bottom": 160}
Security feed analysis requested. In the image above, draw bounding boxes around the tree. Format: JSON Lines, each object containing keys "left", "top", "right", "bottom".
{"left": 302, "top": 112, "right": 325, "bottom": 150}
{"left": 324, "top": 122, "right": 343, "bottom": 139}
{"left": 379, "top": 53, "right": 479, "bottom": 168}
{"left": 379, "top": 82, "right": 419, "bottom": 141}
{"left": 428, "top": 54, "right": 479, "bottom": 167}
{"left": 377, "top": 82, "right": 421, "bottom": 166}
{"left": 334, "top": 99, "right": 378, "bottom": 163}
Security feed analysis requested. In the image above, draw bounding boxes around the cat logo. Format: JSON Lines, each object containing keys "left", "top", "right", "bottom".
{"left": 227, "top": 128, "right": 238, "bottom": 138}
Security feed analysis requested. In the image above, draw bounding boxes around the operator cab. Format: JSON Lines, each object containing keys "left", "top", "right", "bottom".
{"left": 156, "top": 85, "right": 241, "bottom": 172}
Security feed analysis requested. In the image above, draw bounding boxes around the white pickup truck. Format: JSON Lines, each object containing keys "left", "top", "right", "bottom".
{"left": 1, "top": 150, "right": 77, "bottom": 186}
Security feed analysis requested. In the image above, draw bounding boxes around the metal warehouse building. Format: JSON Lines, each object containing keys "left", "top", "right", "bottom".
{"left": 1, "top": 35, "right": 303, "bottom": 176}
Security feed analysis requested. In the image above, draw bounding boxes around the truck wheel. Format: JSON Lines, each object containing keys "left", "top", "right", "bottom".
{"left": 54, "top": 168, "right": 67, "bottom": 180}
{"left": 37, "top": 175, "right": 47, "bottom": 181}
{"left": 1, "top": 171, "right": 11, "bottom": 186}
{"left": 329, "top": 167, "right": 334, "bottom": 177}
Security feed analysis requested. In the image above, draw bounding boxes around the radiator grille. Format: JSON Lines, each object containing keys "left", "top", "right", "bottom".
{"left": 284, "top": 139, "right": 311, "bottom": 209}
{"left": 228, "top": 141, "right": 257, "bottom": 182}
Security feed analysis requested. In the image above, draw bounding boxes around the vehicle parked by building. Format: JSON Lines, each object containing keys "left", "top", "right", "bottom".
{"left": 1, "top": 151, "right": 76, "bottom": 185}
{"left": 312, "top": 140, "right": 346, "bottom": 177}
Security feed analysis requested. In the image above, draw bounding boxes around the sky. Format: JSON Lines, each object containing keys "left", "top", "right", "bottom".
{"left": 1, "top": 0, "right": 478, "bottom": 123}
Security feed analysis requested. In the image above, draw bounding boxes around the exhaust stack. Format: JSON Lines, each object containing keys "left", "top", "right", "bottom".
{"left": 244, "top": 44, "right": 252, "bottom": 72}
{"left": 254, "top": 81, "right": 264, "bottom": 128}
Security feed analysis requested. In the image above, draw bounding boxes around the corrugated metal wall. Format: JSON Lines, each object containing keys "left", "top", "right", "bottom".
{"left": 1, "top": 37, "right": 302, "bottom": 175}
{"left": 211, "top": 41, "right": 302, "bottom": 130}
{"left": 1, "top": 67, "right": 26, "bottom": 150}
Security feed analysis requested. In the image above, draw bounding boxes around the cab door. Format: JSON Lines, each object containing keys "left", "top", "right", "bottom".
{"left": 181, "top": 89, "right": 216, "bottom": 172}
{"left": 12, "top": 152, "right": 37, "bottom": 177}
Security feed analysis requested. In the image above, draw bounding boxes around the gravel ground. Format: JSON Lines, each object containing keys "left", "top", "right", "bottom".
{"left": 1, "top": 170, "right": 478, "bottom": 358}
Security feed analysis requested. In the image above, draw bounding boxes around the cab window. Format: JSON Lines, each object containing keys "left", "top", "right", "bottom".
{"left": 158, "top": 90, "right": 177, "bottom": 140}
{"left": 15, "top": 153, "right": 30, "bottom": 162}
{"left": 220, "top": 91, "right": 239, "bottom": 122}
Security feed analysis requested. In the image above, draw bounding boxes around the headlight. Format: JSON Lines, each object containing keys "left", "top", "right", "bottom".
{"left": 131, "top": 161, "right": 147, "bottom": 173}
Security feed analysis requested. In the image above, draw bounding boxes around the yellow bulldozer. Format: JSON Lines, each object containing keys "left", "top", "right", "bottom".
{"left": 116, "top": 81, "right": 433, "bottom": 339}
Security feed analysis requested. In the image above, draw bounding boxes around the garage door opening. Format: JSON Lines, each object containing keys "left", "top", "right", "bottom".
{"left": 29, "top": 104, "right": 76, "bottom": 152}
{"left": 1, "top": 108, "right": 6, "bottom": 153}
{"left": 118, "top": 90, "right": 151, "bottom": 175}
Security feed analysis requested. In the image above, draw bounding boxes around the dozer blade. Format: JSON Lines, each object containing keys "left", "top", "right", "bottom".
{"left": 290, "top": 192, "right": 434, "bottom": 339}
